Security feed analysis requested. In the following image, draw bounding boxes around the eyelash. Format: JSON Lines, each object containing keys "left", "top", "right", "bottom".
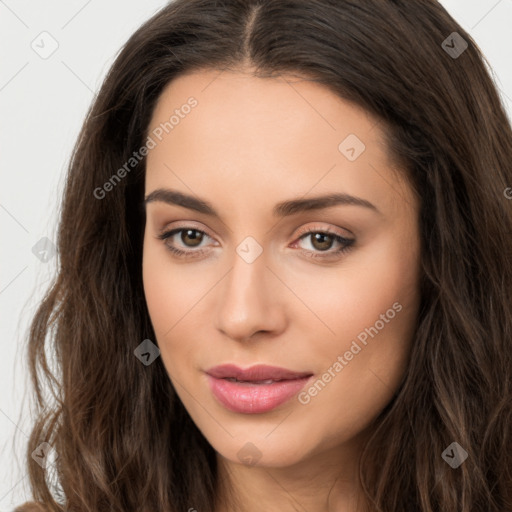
{"left": 156, "top": 225, "right": 355, "bottom": 261}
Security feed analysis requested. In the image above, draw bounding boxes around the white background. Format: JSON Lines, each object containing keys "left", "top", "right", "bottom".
{"left": 1, "top": 0, "right": 511, "bottom": 509}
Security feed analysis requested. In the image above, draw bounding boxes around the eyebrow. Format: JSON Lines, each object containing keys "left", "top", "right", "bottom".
{"left": 143, "top": 188, "right": 380, "bottom": 217}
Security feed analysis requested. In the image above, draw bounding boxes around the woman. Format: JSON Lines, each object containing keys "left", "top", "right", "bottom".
{"left": 15, "top": 0, "right": 512, "bottom": 511}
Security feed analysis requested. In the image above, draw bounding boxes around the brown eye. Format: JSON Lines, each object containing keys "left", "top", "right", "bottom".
{"left": 158, "top": 225, "right": 354, "bottom": 261}
{"left": 180, "top": 229, "right": 204, "bottom": 247}
{"left": 157, "top": 227, "right": 212, "bottom": 258}
{"left": 309, "top": 232, "right": 335, "bottom": 251}
{"left": 293, "top": 227, "right": 355, "bottom": 261}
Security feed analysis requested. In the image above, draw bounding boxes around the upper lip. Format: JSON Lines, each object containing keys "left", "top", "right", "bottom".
{"left": 205, "top": 364, "right": 313, "bottom": 381}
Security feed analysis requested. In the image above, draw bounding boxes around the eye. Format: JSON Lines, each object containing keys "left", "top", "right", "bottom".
{"left": 156, "top": 227, "right": 213, "bottom": 258}
{"left": 156, "top": 225, "right": 355, "bottom": 261}
{"left": 292, "top": 225, "right": 355, "bottom": 260}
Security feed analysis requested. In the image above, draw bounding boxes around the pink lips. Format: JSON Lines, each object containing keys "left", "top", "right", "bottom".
{"left": 205, "top": 364, "right": 313, "bottom": 414}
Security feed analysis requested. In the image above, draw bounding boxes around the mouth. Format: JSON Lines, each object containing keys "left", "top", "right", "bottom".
{"left": 205, "top": 363, "right": 313, "bottom": 381}
{"left": 205, "top": 364, "right": 314, "bottom": 414}
{"left": 223, "top": 377, "right": 291, "bottom": 384}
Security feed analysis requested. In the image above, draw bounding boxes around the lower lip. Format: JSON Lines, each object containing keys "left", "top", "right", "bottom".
{"left": 206, "top": 374, "right": 313, "bottom": 414}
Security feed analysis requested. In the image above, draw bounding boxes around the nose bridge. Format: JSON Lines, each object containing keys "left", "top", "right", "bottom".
{"left": 215, "top": 234, "right": 283, "bottom": 340}
{"left": 222, "top": 236, "right": 269, "bottom": 313}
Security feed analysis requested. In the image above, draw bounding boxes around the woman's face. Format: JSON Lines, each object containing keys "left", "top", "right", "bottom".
{"left": 142, "top": 68, "right": 421, "bottom": 469}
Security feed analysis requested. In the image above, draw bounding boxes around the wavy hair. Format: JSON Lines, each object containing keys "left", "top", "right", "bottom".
{"left": 15, "top": 0, "right": 512, "bottom": 510}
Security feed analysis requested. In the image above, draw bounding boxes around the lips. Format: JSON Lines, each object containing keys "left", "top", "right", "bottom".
{"left": 205, "top": 364, "right": 314, "bottom": 414}
{"left": 205, "top": 364, "right": 313, "bottom": 382}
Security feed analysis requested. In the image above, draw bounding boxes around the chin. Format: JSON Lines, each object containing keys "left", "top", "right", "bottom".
{"left": 202, "top": 421, "right": 317, "bottom": 469}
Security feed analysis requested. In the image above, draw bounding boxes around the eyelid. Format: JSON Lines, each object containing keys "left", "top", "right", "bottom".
{"left": 294, "top": 223, "right": 353, "bottom": 240}
{"left": 157, "top": 220, "right": 216, "bottom": 241}
{"left": 158, "top": 222, "right": 352, "bottom": 245}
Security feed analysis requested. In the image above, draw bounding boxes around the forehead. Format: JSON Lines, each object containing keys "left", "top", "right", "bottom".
{"left": 144, "top": 69, "right": 416, "bottom": 220}
{"left": 147, "top": 68, "right": 383, "bottom": 154}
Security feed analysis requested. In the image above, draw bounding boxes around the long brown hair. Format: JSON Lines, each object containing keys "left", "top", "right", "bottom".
{"left": 15, "top": 1, "right": 512, "bottom": 510}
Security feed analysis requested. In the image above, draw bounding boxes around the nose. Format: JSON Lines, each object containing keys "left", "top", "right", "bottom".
{"left": 214, "top": 246, "right": 286, "bottom": 343}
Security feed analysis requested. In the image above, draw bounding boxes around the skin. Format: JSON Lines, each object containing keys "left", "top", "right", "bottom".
{"left": 142, "top": 67, "right": 422, "bottom": 512}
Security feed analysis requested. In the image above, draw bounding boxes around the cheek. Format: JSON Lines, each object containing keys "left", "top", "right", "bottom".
{"left": 143, "top": 240, "right": 173, "bottom": 334}
{"left": 142, "top": 239, "right": 218, "bottom": 377}
{"left": 143, "top": 237, "right": 205, "bottom": 335}
{"left": 292, "top": 236, "right": 420, "bottom": 419}
{"left": 287, "top": 233, "right": 420, "bottom": 349}
{"left": 295, "top": 290, "right": 418, "bottom": 448}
